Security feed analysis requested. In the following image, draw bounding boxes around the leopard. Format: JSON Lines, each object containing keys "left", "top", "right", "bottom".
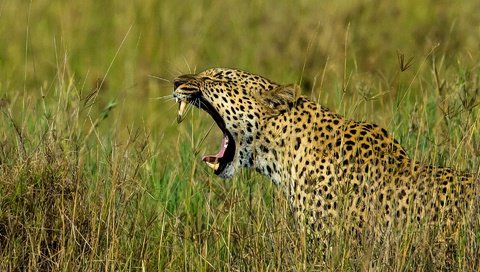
{"left": 172, "top": 67, "right": 479, "bottom": 240}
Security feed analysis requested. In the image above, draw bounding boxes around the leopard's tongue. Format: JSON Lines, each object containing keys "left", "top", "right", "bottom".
{"left": 202, "top": 135, "right": 229, "bottom": 171}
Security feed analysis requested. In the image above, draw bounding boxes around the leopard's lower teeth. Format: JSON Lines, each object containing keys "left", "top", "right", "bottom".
{"left": 205, "top": 161, "right": 219, "bottom": 171}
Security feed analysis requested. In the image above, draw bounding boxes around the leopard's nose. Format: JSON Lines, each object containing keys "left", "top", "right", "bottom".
{"left": 173, "top": 79, "right": 183, "bottom": 90}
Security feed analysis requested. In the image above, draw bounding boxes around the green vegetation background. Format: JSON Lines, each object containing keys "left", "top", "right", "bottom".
{"left": 1, "top": 0, "right": 479, "bottom": 270}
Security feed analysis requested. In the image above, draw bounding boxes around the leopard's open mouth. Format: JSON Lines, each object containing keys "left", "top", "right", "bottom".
{"left": 176, "top": 97, "right": 235, "bottom": 175}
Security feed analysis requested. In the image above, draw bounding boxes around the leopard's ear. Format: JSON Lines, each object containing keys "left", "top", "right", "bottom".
{"left": 257, "top": 84, "right": 300, "bottom": 112}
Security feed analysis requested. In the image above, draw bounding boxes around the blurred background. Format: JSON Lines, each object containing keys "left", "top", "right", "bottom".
{"left": 2, "top": 0, "right": 480, "bottom": 131}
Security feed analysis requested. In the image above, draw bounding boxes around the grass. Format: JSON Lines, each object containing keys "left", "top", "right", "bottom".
{"left": 1, "top": 0, "right": 480, "bottom": 270}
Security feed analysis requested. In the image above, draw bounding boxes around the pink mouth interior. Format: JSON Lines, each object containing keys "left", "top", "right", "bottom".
{"left": 202, "top": 135, "right": 229, "bottom": 163}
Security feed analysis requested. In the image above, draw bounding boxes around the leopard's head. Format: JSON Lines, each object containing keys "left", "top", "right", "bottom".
{"left": 173, "top": 68, "right": 298, "bottom": 178}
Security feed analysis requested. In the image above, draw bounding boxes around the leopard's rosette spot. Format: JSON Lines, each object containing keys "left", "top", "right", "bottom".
{"left": 172, "top": 68, "right": 478, "bottom": 240}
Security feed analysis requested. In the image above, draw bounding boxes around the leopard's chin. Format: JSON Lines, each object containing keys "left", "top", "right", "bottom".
{"left": 216, "top": 163, "right": 236, "bottom": 179}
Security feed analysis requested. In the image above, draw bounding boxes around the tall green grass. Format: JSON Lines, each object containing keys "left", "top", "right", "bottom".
{"left": 1, "top": 0, "right": 479, "bottom": 270}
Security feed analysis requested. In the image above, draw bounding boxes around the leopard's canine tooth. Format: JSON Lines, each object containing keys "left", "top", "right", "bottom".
{"left": 177, "top": 100, "right": 188, "bottom": 123}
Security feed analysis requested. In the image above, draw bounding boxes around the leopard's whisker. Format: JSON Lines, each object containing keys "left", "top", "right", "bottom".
{"left": 151, "top": 94, "right": 174, "bottom": 101}
{"left": 148, "top": 74, "right": 171, "bottom": 84}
